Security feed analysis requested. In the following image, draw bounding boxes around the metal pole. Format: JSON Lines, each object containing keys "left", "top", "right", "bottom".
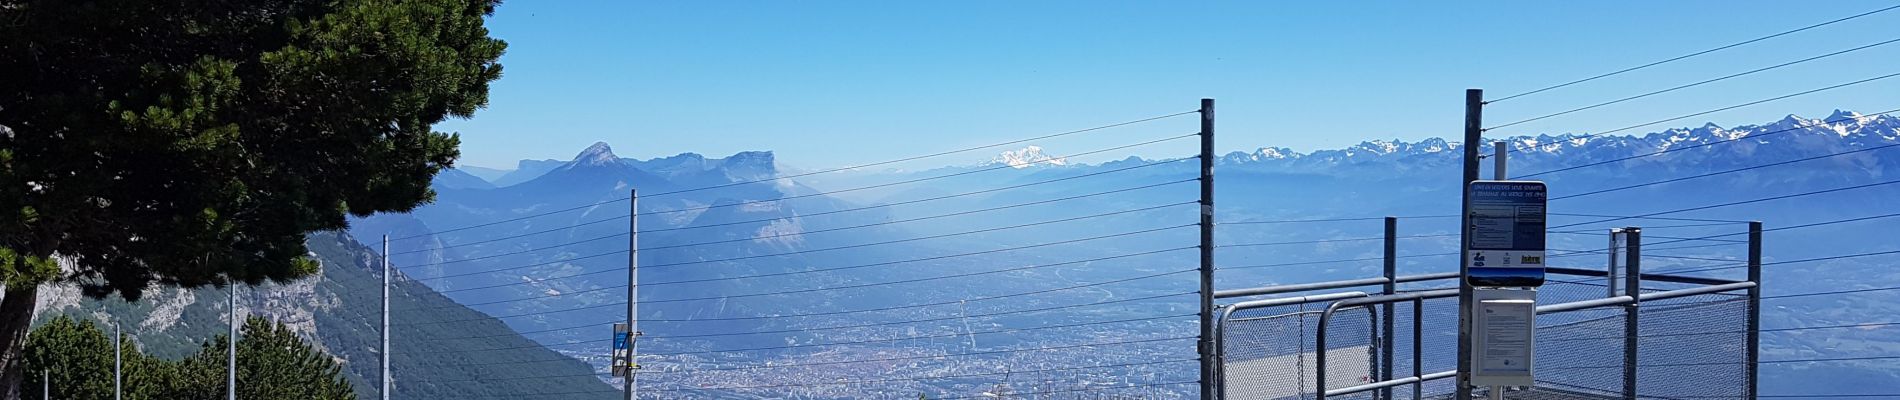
{"left": 626, "top": 189, "right": 640, "bottom": 400}
{"left": 381, "top": 235, "right": 391, "bottom": 400}
{"left": 1412, "top": 298, "right": 1423, "bottom": 400}
{"left": 1746, "top": 221, "right": 1763, "bottom": 400}
{"left": 1493, "top": 141, "right": 1507, "bottom": 180}
{"left": 113, "top": 322, "right": 120, "bottom": 400}
{"left": 1197, "top": 98, "right": 1217, "bottom": 400}
{"left": 42, "top": 369, "right": 47, "bottom": 400}
{"left": 1381, "top": 217, "right": 1397, "bottom": 400}
{"left": 1456, "top": 88, "right": 1483, "bottom": 400}
{"left": 1607, "top": 229, "right": 1623, "bottom": 298}
{"left": 229, "top": 283, "right": 238, "bottom": 400}
{"left": 1622, "top": 227, "right": 1642, "bottom": 400}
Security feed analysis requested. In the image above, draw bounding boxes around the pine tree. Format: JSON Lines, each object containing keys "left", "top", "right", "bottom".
{"left": 0, "top": 0, "right": 506, "bottom": 395}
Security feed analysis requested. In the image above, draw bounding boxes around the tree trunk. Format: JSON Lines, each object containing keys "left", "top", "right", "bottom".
{"left": 0, "top": 284, "right": 38, "bottom": 400}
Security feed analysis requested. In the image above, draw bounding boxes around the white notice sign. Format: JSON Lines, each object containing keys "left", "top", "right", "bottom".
{"left": 1472, "top": 289, "right": 1536, "bottom": 387}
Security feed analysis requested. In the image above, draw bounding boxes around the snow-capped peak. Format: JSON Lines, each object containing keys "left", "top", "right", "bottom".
{"left": 992, "top": 146, "right": 1067, "bottom": 168}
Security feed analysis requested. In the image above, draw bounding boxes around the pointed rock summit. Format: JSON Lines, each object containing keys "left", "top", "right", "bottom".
{"left": 572, "top": 141, "right": 621, "bottom": 167}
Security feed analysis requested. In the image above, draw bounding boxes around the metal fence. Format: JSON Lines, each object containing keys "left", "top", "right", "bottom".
{"left": 1212, "top": 224, "right": 1762, "bottom": 400}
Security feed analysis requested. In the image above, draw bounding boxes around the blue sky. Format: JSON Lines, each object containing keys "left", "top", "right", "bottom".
{"left": 440, "top": 1, "right": 1900, "bottom": 170}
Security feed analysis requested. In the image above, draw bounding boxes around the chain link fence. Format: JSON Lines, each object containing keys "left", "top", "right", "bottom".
{"left": 1218, "top": 275, "right": 1753, "bottom": 400}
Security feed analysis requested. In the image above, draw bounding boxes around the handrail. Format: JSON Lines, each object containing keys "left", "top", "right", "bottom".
{"left": 1312, "top": 282, "right": 1757, "bottom": 399}
{"left": 1213, "top": 291, "right": 1367, "bottom": 400}
{"left": 1220, "top": 268, "right": 1736, "bottom": 301}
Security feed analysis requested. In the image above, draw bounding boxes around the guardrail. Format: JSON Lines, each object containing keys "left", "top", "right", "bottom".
{"left": 1213, "top": 222, "right": 1763, "bottom": 400}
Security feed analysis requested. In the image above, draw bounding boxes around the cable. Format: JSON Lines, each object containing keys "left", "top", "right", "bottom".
{"left": 403, "top": 203, "right": 1194, "bottom": 297}
{"left": 1765, "top": 280, "right": 1900, "bottom": 300}
{"left": 1484, "top": 3, "right": 1900, "bottom": 103}
{"left": 1216, "top": 233, "right": 1457, "bottom": 248}
{"left": 1546, "top": 321, "right": 1900, "bottom": 342}
{"left": 393, "top": 111, "right": 1197, "bottom": 241}
{"left": 396, "top": 134, "right": 1197, "bottom": 274}
{"left": 398, "top": 267, "right": 1195, "bottom": 332}
{"left": 937, "top": 381, "right": 1198, "bottom": 400}
{"left": 643, "top": 336, "right": 1194, "bottom": 374}
{"left": 1514, "top": 107, "right": 1900, "bottom": 178}
{"left": 401, "top": 177, "right": 1192, "bottom": 270}
{"left": 1218, "top": 251, "right": 1461, "bottom": 271}
{"left": 1549, "top": 178, "right": 1900, "bottom": 230}
{"left": 642, "top": 359, "right": 1196, "bottom": 392}
{"left": 1509, "top": 72, "right": 1900, "bottom": 157}
{"left": 1553, "top": 143, "right": 1900, "bottom": 201}
{"left": 428, "top": 222, "right": 1192, "bottom": 298}
{"left": 1219, "top": 215, "right": 1458, "bottom": 225}
{"left": 1548, "top": 212, "right": 1748, "bottom": 223}
{"left": 1486, "top": 36, "right": 1900, "bottom": 131}
{"left": 420, "top": 291, "right": 1195, "bottom": 354}
{"left": 394, "top": 157, "right": 1191, "bottom": 257}
{"left": 432, "top": 244, "right": 1192, "bottom": 311}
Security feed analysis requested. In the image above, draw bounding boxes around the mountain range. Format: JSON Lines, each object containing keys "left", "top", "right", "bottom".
{"left": 346, "top": 109, "right": 1900, "bottom": 396}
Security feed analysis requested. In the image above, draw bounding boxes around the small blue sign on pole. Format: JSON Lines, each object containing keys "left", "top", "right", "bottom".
{"left": 1465, "top": 180, "right": 1547, "bottom": 287}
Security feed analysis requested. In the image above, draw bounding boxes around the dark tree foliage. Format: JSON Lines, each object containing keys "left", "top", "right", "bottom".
{"left": 0, "top": 0, "right": 504, "bottom": 396}
{"left": 23, "top": 316, "right": 355, "bottom": 400}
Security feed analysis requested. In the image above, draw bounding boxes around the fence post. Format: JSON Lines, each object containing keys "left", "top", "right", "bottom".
{"left": 1412, "top": 298, "right": 1424, "bottom": 400}
{"left": 1198, "top": 98, "right": 1218, "bottom": 400}
{"left": 1622, "top": 227, "right": 1642, "bottom": 400}
{"left": 1381, "top": 217, "right": 1397, "bottom": 400}
{"left": 1456, "top": 88, "right": 1483, "bottom": 400}
{"left": 1746, "top": 221, "right": 1763, "bottom": 400}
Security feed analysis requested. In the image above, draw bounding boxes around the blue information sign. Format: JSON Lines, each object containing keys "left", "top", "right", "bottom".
{"left": 1465, "top": 181, "right": 1547, "bottom": 287}
{"left": 613, "top": 334, "right": 628, "bottom": 350}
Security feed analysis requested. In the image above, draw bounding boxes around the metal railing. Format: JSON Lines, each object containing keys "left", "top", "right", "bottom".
{"left": 1213, "top": 221, "right": 1763, "bottom": 400}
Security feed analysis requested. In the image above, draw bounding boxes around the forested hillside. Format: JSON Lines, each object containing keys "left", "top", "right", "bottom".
{"left": 31, "top": 232, "right": 617, "bottom": 399}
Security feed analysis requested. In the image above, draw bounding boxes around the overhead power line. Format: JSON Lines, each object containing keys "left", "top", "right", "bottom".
{"left": 1486, "top": 36, "right": 1900, "bottom": 131}
{"left": 393, "top": 111, "right": 1196, "bottom": 241}
{"left": 1485, "top": 3, "right": 1900, "bottom": 103}
{"left": 1219, "top": 215, "right": 1458, "bottom": 225}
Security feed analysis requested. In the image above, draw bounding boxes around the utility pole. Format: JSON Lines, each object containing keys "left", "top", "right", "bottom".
{"left": 113, "top": 322, "right": 121, "bottom": 400}
{"left": 42, "top": 369, "right": 47, "bottom": 400}
{"left": 1456, "top": 88, "right": 1482, "bottom": 400}
{"left": 381, "top": 235, "right": 392, "bottom": 400}
{"left": 1196, "top": 98, "right": 1216, "bottom": 400}
{"left": 625, "top": 189, "right": 640, "bottom": 400}
{"left": 229, "top": 283, "right": 238, "bottom": 400}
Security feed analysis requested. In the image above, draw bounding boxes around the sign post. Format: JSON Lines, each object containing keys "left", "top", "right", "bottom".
{"left": 1465, "top": 181, "right": 1548, "bottom": 287}
{"left": 1463, "top": 180, "right": 1547, "bottom": 398}
{"left": 611, "top": 323, "right": 630, "bottom": 377}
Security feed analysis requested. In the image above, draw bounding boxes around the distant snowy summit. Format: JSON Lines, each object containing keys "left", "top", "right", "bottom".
{"left": 1221, "top": 110, "right": 1900, "bottom": 169}
{"left": 988, "top": 145, "right": 1069, "bottom": 169}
